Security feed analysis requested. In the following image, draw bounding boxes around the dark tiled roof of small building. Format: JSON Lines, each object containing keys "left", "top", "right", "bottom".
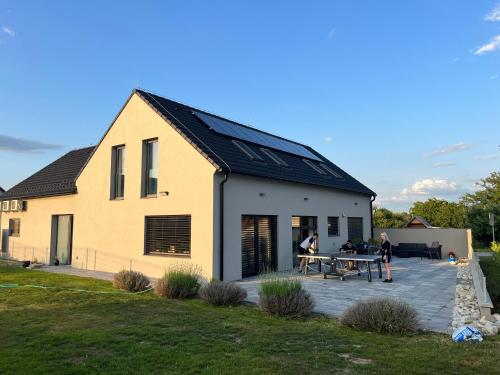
{"left": 1, "top": 146, "right": 94, "bottom": 200}
{"left": 406, "top": 216, "right": 434, "bottom": 228}
{"left": 0, "top": 186, "right": 4, "bottom": 194}
{"left": 135, "top": 89, "right": 375, "bottom": 196}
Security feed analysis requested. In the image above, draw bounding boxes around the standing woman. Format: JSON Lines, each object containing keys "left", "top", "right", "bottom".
{"left": 379, "top": 232, "right": 393, "bottom": 282}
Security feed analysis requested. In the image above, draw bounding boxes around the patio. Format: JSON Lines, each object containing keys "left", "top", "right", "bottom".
{"left": 238, "top": 257, "right": 458, "bottom": 332}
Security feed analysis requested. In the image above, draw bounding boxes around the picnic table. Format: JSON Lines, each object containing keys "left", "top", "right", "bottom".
{"left": 298, "top": 252, "right": 383, "bottom": 282}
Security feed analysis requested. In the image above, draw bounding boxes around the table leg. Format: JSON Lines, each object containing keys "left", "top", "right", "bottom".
{"left": 304, "top": 257, "right": 308, "bottom": 276}
{"left": 377, "top": 260, "right": 382, "bottom": 278}
{"left": 318, "top": 259, "right": 322, "bottom": 272}
{"left": 367, "top": 262, "right": 372, "bottom": 282}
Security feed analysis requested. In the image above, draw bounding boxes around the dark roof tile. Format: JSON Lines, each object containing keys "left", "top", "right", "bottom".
{"left": 1, "top": 146, "right": 94, "bottom": 200}
{"left": 136, "top": 89, "right": 375, "bottom": 196}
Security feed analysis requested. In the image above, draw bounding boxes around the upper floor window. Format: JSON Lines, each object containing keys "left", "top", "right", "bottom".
{"left": 111, "top": 145, "right": 125, "bottom": 199}
{"left": 142, "top": 139, "right": 158, "bottom": 196}
{"left": 232, "top": 140, "right": 263, "bottom": 161}
{"left": 9, "top": 218, "right": 20, "bottom": 237}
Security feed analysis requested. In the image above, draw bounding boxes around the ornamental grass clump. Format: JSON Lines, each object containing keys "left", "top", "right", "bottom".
{"left": 113, "top": 270, "right": 151, "bottom": 292}
{"left": 258, "top": 277, "right": 314, "bottom": 317}
{"left": 155, "top": 264, "right": 202, "bottom": 299}
{"left": 199, "top": 279, "right": 247, "bottom": 306}
{"left": 341, "top": 297, "right": 420, "bottom": 335}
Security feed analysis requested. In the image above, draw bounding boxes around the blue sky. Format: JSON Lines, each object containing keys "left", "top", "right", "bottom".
{"left": 0, "top": 1, "right": 499, "bottom": 211}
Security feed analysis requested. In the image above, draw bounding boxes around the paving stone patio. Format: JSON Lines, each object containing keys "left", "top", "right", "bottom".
{"left": 39, "top": 257, "right": 457, "bottom": 332}
{"left": 238, "top": 257, "right": 458, "bottom": 332}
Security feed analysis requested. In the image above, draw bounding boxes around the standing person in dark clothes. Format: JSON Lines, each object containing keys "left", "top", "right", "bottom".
{"left": 298, "top": 232, "right": 319, "bottom": 272}
{"left": 378, "top": 232, "right": 393, "bottom": 282}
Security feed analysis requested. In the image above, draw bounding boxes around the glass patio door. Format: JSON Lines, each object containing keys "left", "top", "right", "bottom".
{"left": 51, "top": 215, "right": 73, "bottom": 265}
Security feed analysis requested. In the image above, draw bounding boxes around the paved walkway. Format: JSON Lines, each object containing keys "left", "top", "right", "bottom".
{"left": 38, "top": 258, "right": 457, "bottom": 332}
{"left": 238, "top": 257, "right": 457, "bottom": 332}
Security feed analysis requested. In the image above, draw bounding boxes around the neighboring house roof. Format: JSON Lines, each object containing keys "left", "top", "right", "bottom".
{"left": 406, "top": 216, "right": 434, "bottom": 228}
{"left": 0, "top": 186, "right": 4, "bottom": 195}
{"left": 1, "top": 146, "right": 95, "bottom": 200}
{"left": 135, "top": 89, "right": 375, "bottom": 196}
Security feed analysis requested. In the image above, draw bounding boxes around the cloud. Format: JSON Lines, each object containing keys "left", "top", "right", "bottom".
{"left": 474, "top": 35, "right": 500, "bottom": 55}
{"left": 452, "top": 57, "right": 460, "bottom": 62}
{"left": 378, "top": 179, "right": 460, "bottom": 204}
{"left": 327, "top": 28, "right": 336, "bottom": 40}
{"left": 424, "top": 142, "right": 475, "bottom": 158}
{"left": 2, "top": 26, "right": 15, "bottom": 37}
{"left": 490, "top": 74, "right": 499, "bottom": 80}
{"left": 324, "top": 136, "right": 333, "bottom": 143}
{"left": 401, "top": 179, "right": 458, "bottom": 196}
{"left": 485, "top": 5, "right": 500, "bottom": 22}
{"left": 474, "top": 153, "right": 500, "bottom": 160}
{"left": 432, "top": 162, "right": 456, "bottom": 168}
{"left": 0, "top": 134, "right": 62, "bottom": 153}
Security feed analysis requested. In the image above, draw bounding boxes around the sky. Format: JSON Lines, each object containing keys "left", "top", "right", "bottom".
{"left": 0, "top": 1, "right": 499, "bottom": 211}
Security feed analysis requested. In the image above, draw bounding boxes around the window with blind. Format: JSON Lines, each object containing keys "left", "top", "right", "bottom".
{"left": 9, "top": 218, "right": 20, "bottom": 237}
{"left": 110, "top": 145, "right": 125, "bottom": 199}
{"left": 142, "top": 139, "right": 158, "bottom": 197}
{"left": 144, "top": 215, "right": 191, "bottom": 255}
{"left": 327, "top": 216, "right": 339, "bottom": 236}
{"left": 347, "top": 217, "right": 363, "bottom": 242}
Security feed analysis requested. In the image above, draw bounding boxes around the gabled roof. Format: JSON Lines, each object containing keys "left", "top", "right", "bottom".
{"left": 0, "top": 186, "right": 4, "bottom": 194}
{"left": 406, "top": 216, "right": 434, "bottom": 228}
{"left": 1, "top": 146, "right": 94, "bottom": 200}
{"left": 135, "top": 89, "right": 375, "bottom": 196}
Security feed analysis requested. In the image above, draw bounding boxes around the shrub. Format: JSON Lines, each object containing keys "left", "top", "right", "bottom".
{"left": 259, "top": 278, "right": 314, "bottom": 317}
{"left": 113, "top": 270, "right": 151, "bottom": 292}
{"left": 341, "top": 297, "right": 420, "bottom": 335}
{"left": 199, "top": 280, "right": 247, "bottom": 306}
{"left": 155, "top": 265, "right": 201, "bottom": 299}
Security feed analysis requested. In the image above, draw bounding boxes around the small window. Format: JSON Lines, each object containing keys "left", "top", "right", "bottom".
{"left": 260, "top": 148, "right": 288, "bottom": 166}
{"left": 9, "top": 218, "right": 20, "bottom": 237}
{"left": 111, "top": 145, "right": 125, "bottom": 199}
{"left": 142, "top": 139, "right": 158, "bottom": 196}
{"left": 232, "top": 140, "right": 263, "bottom": 161}
{"left": 321, "top": 163, "right": 343, "bottom": 179}
{"left": 328, "top": 217, "right": 339, "bottom": 236}
{"left": 348, "top": 217, "right": 363, "bottom": 243}
{"left": 145, "top": 215, "right": 191, "bottom": 255}
{"left": 303, "top": 159, "right": 327, "bottom": 175}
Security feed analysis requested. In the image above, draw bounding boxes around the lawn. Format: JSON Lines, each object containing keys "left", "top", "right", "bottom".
{"left": 0, "top": 260, "right": 499, "bottom": 375}
{"left": 480, "top": 257, "right": 500, "bottom": 312}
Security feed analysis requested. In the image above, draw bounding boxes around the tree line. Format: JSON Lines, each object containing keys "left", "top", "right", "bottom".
{"left": 373, "top": 171, "right": 499, "bottom": 247}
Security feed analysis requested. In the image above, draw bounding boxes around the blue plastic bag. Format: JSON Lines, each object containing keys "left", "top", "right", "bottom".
{"left": 452, "top": 326, "right": 483, "bottom": 342}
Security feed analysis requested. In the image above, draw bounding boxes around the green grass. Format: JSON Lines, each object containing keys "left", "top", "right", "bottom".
{"left": 480, "top": 257, "right": 500, "bottom": 312}
{"left": 1, "top": 260, "right": 499, "bottom": 374}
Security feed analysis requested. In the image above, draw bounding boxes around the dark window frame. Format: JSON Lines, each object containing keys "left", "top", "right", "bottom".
{"left": 260, "top": 148, "right": 288, "bottom": 166}
{"left": 141, "top": 138, "right": 158, "bottom": 197}
{"left": 9, "top": 218, "right": 20, "bottom": 237}
{"left": 144, "top": 215, "right": 191, "bottom": 256}
{"left": 110, "top": 144, "right": 125, "bottom": 200}
{"left": 232, "top": 140, "right": 264, "bottom": 161}
{"left": 303, "top": 159, "right": 328, "bottom": 175}
{"left": 347, "top": 217, "right": 364, "bottom": 243}
{"left": 327, "top": 216, "right": 340, "bottom": 237}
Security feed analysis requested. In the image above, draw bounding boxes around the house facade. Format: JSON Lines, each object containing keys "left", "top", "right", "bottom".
{"left": 0, "top": 89, "right": 375, "bottom": 281}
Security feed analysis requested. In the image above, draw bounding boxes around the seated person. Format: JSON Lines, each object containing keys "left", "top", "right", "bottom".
{"left": 341, "top": 239, "right": 357, "bottom": 254}
{"left": 341, "top": 240, "right": 358, "bottom": 270}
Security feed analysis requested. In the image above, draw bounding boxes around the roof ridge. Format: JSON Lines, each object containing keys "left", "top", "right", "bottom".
{"left": 134, "top": 88, "right": 313, "bottom": 149}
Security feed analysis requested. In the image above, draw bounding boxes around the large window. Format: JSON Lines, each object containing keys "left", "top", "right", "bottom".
{"left": 111, "top": 145, "right": 125, "bottom": 199}
{"left": 347, "top": 217, "right": 363, "bottom": 242}
{"left": 145, "top": 215, "right": 191, "bottom": 255}
{"left": 328, "top": 216, "right": 339, "bottom": 236}
{"left": 9, "top": 218, "right": 20, "bottom": 237}
{"left": 142, "top": 139, "right": 158, "bottom": 196}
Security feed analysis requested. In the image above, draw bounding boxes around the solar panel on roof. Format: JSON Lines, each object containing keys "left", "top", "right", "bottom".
{"left": 194, "top": 111, "right": 321, "bottom": 161}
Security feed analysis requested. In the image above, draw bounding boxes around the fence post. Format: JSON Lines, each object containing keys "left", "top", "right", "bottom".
{"left": 94, "top": 249, "right": 97, "bottom": 271}
{"left": 86, "top": 248, "right": 89, "bottom": 270}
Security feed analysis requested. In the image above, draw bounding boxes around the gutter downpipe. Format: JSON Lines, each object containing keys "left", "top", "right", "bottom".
{"left": 370, "top": 195, "right": 376, "bottom": 239}
{"left": 219, "top": 172, "right": 230, "bottom": 281}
